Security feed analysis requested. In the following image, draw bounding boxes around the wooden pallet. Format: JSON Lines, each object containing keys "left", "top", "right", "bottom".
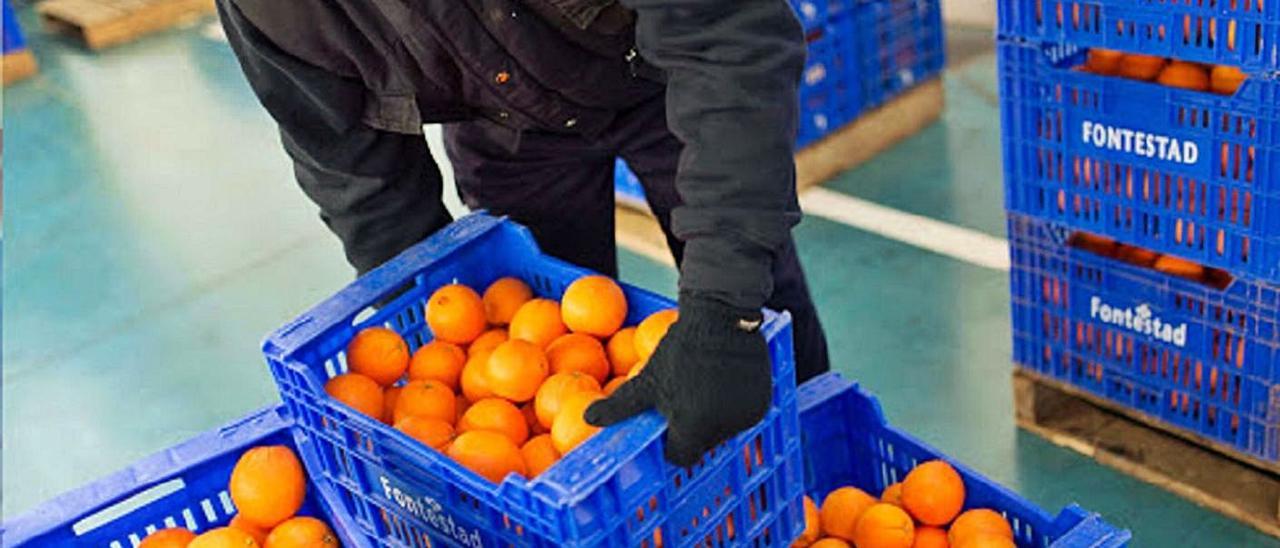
{"left": 1013, "top": 368, "right": 1280, "bottom": 538}
{"left": 3, "top": 49, "right": 38, "bottom": 85}
{"left": 615, "top": 78, "right": 945, "bottom": 260}
{"left": 37, "top": 0, "right": 213, "bottom": 50}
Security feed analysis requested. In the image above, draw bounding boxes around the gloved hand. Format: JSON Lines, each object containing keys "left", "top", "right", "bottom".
{"left": 584, "top": 294, "right": 773, "bottom": 466}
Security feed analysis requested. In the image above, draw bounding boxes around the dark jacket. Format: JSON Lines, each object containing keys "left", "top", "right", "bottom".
{"left": 217, "top": 0, "right": 805, "bottom": 310}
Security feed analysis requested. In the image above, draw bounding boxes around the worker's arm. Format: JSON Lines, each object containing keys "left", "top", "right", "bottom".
{"left": 587, "top": 0, "right": 805, "bottom": 465}
{"left": 218, "top": 0, "right": 451, "bottom": 275}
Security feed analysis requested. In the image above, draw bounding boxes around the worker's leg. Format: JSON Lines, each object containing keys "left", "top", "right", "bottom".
{"left": 444, "top": 121, "right": 619, "bottom": 277}
{"left": 617, "top": 99, "right": 831, "bottom": 383}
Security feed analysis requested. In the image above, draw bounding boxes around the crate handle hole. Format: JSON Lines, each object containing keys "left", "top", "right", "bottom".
{"left": 72, "top": 479, "right": 187, "bottom": 537}
{"left": 1067, "top": 231, "right": 1234, "bottom": 289}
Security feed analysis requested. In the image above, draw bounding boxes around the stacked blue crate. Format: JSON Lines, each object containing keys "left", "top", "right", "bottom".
{"left": 615, "top": 0, "right": 946, "bottom": 204}
{"left": 3, "top": 0, "right": 27, "bottom": 55}
{"left": 998, "top": 0, "right": 1280, "bottom": 461}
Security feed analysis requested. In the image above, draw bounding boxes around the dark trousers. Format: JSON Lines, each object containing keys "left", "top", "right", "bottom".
{"left": 443, "top": 97, "right": 830, "bottom": 383}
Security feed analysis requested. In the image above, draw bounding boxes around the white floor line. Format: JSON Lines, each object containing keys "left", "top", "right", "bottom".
{"left": 799, "top": 186, "right": 1010, "bottom": 271}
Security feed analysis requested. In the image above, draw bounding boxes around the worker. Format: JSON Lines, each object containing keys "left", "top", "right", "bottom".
{"left": 218, "top": 0, "right": 829, "bottom": 466}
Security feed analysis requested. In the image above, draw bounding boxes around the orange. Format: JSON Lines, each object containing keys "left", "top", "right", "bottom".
{"left": 447, "top": 430, "right": 528, "bottom": 483}
{"left": 139, "top": 528, "right": 197, "bottom": 548}
{"left": 521, "top": 434, "right": 561, "bottom": 477}
{"left": 1211, "top": 65, "right": 1246, "bottom": 95}
{"left": 546, "top": 333, "right": 610, "bottom": 383}
{"left": 535, "top": 372, "right": 603, "bottom": 429}
{"left": 1154, "top": 255, "right": 1205, "bottom": 281}
{"left": 229, "top": 515, "right": 269, "bottom": 546}
{"left": 914, "top": 527, "right": 949, "bottom": 548}
{"left": 1115, "top": 245, "right": 1159, "bottom": 267}
{"left": 483, "top": 277, "right": 533, "bottom": 325}
{"left": 948, "top": 509, "right": 1012, "bottom": 546}
{"left": 550, "top": 390, "right": 603, "bottom": 454}
{"left": 1071, "top": 233, "right": 1116, "bottom": 258}
{"left": 819, "top": 487, "right": 878, "bottom": 541}
{"left": 810, "top": 540, "right": 851, "bottom": 548}
{"left": 560, "top": 275, "right": 628, "bottom": 337}
{"left": 485, "top": 340, "right": 549, "bottom": 403}
{"left": 1118, "top": 54, "right": 1166, "bottom": 81}
{"left": 461, "top": 350, "right": 494, "bottom": 402}
{"left": 458, "top": 397, "right": 530, "bottom": 446}
{"left": 522, "top": 401, "right": 548, "bottom": 435}
{"left": 602, "top": 376, "right": 627, "bottom": 396}
{"left": 881, "top": 483, "right": 904, "bottom": 506}
{"left": 627, "top": 358, "right": 649, "bottom": 380}
{"left": 793, "top": 496, "right": 821, "bottom": 546}
{"left": 852, "top": 503, "right": 915, "bottom": 548}
{"left": 606, "top": 327, "right": 641, "bottom": 378}
{"left": 188, "top": 527, "right": 260, "bottom": 548}
{"left": 901, "top": 461, "right": 966, "bottom": 526}
{"left": 952, "top": 535, "right": 1015, "bottom": 548}
{"left": 229, "top": 446, "right": 306, "bottom": 529}
{"left": 1157, "top": 61, "right": 1210, "bottom": 91}
{"left": 634, "top": 309, "right": 678, "bottom": 360}
{"left": 1084, "top": 48, "right": 1123, "bottom": 75}
{"left": 456, "top": 393, "right": 472, "bottom": 423}
{"left": 324, "top": 373, "right": 384, "bottom": 420}
{"left": 393, "top": 380, "right": 457, "bottom": 425}
{"left": 382, "top": 386, "right": 403, "bottom": 425}
{"left": 263, "top": 516, "right": 339, "bottom": 548}
{"left": 345, "top": 327, "right": 409, "bottom": 387}
{"left": 509, "top": 299, "right": 567, "bottom": 349}
{"left": 395, "top": 416, "right": 456, "bottom": 450}
{"left": 408, "top": 341, "right": 466, "bottom": 391}
{"left": 426, "top": 284, "right": 487, "bottom": 344}
{"left": 469, "top": 329, "right": 508, "bottom": 357}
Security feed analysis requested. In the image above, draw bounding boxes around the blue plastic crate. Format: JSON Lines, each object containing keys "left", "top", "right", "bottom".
{"left": 851, "top": 0, "right": 947, "bottom": 109}
{"left": 614, "top": 158, "right": 647, "bottom": 209}
{"left": 798, "top": 373, "right": 1132, "bottom": 547}
{"left": 997, "top": 0, "right": 1280, "bottom": 73}
{"left": 3, "top": 0, "right": 27, "bottom": 54}
{"left": 0, "top": 406, "right": 365, "bottom": 547}
{"left": 999, "top": 40, "right": 1280, "bottom": 282}
{"left": 1008, "top": 212, "right": 1280, "bottom": 461}
{"left": 262, "top": 213, "right": 805, "bottom": 547}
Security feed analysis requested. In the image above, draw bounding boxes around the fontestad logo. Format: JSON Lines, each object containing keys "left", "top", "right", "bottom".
{"left": 1081, "top": 121, "right": 1199, "bottom": 165}
{"left": 1090, "top": 297, "right": 1188, "bottom": 347}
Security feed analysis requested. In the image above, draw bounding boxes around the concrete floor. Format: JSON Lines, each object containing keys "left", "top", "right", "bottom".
{"left": 3, "top": 12, "right": 1277, "bottom": 547}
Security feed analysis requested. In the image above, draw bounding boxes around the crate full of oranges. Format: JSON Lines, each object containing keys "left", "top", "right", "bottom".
{"left": 263, "top": 213, "right": 805, "bottom": 547}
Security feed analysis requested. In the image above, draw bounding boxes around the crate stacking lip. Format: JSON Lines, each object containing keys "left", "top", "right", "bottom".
{"left": 797, "top": 373, "right": 1132, "bottom": 547}
{"left": 999, "top": 39, "right": 1280, "bottom": 282}
{"left": 1007, "top": 212, "right": 1280, "bottom": 461}
{"left": 262, "top": 213, "right": 805, "bottom": 547}
{"left": 0, "top": 406, "right": 366, "bottom": 548}
{"left": 997, "top": 0, "right": 1280, "bottom": 73}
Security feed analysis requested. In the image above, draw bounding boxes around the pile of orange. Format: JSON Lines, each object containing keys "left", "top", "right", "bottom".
{"left": 138, "top": 445, "right": 339, "bottom": 547}
{"left": 1069, "top": 232, "right": 1230, "bottom": 287}
{"left": 792, "top": 460, "right": 1015, "bottom": 548}
{"left": 1081, "top": 48, "right": 1246, "bottom": 95}
{"left": 325, "top": 274, "right": 678, "bottom": 484}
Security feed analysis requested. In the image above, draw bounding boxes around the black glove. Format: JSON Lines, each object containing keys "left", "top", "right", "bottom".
{"left": 584, "top": 294, "right": 772, "bottom": 466}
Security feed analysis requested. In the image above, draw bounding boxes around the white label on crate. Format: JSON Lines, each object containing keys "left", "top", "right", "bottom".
{"left": 1080, "top": 121, "right": 1199, "bottom": 166}
{"left": 378, "top": 475, "right": 483, "bottom": 547}
{"left": 1089, "top": 297, "right": 1188, "bottom": 347}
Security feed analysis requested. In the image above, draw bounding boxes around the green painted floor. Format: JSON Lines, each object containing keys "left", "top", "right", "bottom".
{"left": 3, "top": 13, "right": 1275, "bottom": 547}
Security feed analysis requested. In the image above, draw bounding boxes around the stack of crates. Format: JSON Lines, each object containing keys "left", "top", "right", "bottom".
{"left": 615, "top": 0, "right": 945, "bottom": 205}
{"left": 998, "top": 1, "right": 1280, "bottom": 461}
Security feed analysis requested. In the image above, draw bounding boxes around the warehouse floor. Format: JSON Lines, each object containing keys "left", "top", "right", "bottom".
{"left": 3, "top": 11, "right": 1275, "bottom": 546}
